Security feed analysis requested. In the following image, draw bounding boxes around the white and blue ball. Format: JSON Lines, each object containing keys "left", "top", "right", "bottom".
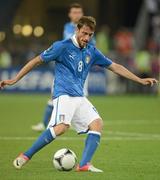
{"left": 53, "top": 148, "right": 77, "bottom": 171}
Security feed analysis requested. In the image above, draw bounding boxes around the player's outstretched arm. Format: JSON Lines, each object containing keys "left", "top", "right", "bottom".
{"left": 0, "top": 56, "right": 43, "bottom": 89}
{"left": 108, "top": 62, "right": 158, "bottom": 86}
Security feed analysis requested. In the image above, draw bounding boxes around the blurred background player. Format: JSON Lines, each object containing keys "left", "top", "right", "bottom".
{"left": 63, "top": 3, "right": 84, "bottom": 40}
{"left": 31, "top": 3, "right": 85, "bottom": 132}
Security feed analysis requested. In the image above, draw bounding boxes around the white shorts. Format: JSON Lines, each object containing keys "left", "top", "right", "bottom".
{"left": 47, "top": 95, "right": 101, "bottom": 133}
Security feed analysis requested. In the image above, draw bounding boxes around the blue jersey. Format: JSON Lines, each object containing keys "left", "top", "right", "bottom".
{"left": 40, "top": 35, "right": 112, "bottom": 98}
{"left": 63, "top": 22, "right": 96, "bottom": 45}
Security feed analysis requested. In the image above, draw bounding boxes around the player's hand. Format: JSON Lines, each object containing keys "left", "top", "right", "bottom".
{"left": 140, "top": 78, "right": 158, "bottom": 87}
{"left": 0, "top": 79, "right": 17, "bottom": 89}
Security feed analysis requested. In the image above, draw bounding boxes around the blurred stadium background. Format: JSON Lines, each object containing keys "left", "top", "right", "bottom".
{"left": 0, "top": 1, "right": 160, "bottom": 180}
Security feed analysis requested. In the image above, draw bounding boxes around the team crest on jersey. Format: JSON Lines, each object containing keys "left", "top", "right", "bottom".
{"left": 85, "top": 56, "right": 91, "bottom": 64}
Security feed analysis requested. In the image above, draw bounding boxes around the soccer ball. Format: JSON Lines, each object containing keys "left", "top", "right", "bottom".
{"left": 53, "top": 148, "right": 77, "bottom": 171}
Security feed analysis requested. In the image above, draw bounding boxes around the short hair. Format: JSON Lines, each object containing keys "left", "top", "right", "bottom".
{"left": 77, "top": 16, "right": 96, "bottom": 31}
{"left": 69, "top": 3, "right": 83, "bottom": 11}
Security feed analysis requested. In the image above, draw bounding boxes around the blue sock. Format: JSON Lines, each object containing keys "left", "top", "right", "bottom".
{"left": 80, "top": 131, "right": 101, "bottom": 167}
{"left": 43, "top": 104, "right": 53, "bottom": 127}
{"left": 24, "top": 128, "right": 56, "bottom": 159}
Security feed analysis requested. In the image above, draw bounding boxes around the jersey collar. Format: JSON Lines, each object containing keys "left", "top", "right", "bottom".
{"left": 71, "top": 34, "right": 80, "bottom": 48}
{"left": 71, "top": 35, "right": 87, "bottom": 49}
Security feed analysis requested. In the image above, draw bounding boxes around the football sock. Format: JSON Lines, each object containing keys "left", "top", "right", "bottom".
{"left": 24, "top": 128, "right": 56, "bottom": 159}
{"left": 43, "top": 104, "right": 53, "bottom": 127}
{"left": 79, "top": 131, "right": 101, "bottom": 167}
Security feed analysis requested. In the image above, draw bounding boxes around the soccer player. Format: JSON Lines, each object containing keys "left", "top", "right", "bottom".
{"left": 63, "top": 3, "right": 84, "bottom": 40}
{"left": 0, "top": 16, "right": 158, "bottom": 172}
{"left": 32, "top": 3, "right": 85, "bottom": 132}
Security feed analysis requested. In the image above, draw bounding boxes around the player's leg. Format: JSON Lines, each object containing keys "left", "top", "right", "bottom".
{"left": 77, "top": 119, "right": 103, "bottom": 172}
{"left": 43, "top": 100, "right": 54, "bottom": 127}
{"left": 32, "top": 99, "right": 53, "bottom": 131}
{"left": 13, "top": 124, "right": 69, "bottom": 169}
{"left": 72, "top": 97, "right": 103, "bottom": 172}
{"left": 24, "top": 124, "right": 69, "bottom": 159}
{"left": 13, "top": 95, "right": 76, "bottom": 169}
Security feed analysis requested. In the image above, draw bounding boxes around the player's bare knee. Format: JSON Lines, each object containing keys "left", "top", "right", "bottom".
{"left": 89, "top": 118, "right": 103, "bottom": 133}
{"left": 53, "top": 123, "right": 69, "bottom": 136}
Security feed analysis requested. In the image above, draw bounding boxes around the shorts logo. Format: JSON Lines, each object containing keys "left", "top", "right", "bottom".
{"left": 59, "top": 114, "right": 65, "bottom": 122}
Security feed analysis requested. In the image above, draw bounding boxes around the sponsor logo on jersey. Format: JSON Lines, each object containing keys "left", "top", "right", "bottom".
{"left": 69, "top": 52, "right": 76, "bottom": 60}
{"left": 69, "top": 54, "right": 75, "bottom": 60}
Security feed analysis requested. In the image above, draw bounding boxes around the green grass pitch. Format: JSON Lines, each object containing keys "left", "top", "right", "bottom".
{"left": 0, "top": 94, "right": 160, "bottom": 180}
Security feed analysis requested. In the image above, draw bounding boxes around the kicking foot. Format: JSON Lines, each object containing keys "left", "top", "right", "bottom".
{"left": 76, "top": 163, "right": 103, "bottom": 172}
{"left": 31, "top": 123, "right": 45, "bottom": 132}
{"left": 13, "top": 153, "right": 29, "bottom": 169}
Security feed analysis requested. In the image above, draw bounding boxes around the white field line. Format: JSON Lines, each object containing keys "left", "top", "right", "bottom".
{"left": 104, "top": 120, "right": 160, "bottom": 125}
{"left": 0, "top": 137, "right": 160, "bottom": 141}
{"left": 105, "top": 131, "right": 160, "bottom": 138}
{"left": 0, "top": 133, "right": 160, "bottom": 141}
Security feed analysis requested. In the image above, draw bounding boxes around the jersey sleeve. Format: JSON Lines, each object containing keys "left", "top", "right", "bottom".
{"left": 40, "top": 41, "right": 63, "bottom": 63}
{"left": 93, "top": 48, "right": 112, "bottom": 68}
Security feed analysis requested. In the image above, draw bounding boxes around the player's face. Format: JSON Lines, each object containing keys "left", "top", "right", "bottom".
{"left": 76, "top": 25, "right": 94, "bottom": 48}
{"left": 69, "top": 8, "right": 83, "bottom": 24}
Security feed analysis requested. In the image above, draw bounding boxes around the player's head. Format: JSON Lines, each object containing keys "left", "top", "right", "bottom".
{"left": 76, "top": 16, "right": 96, "bottom": 48}
{"left": 68, "top": 3, "right": 83, "bottom": 24}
